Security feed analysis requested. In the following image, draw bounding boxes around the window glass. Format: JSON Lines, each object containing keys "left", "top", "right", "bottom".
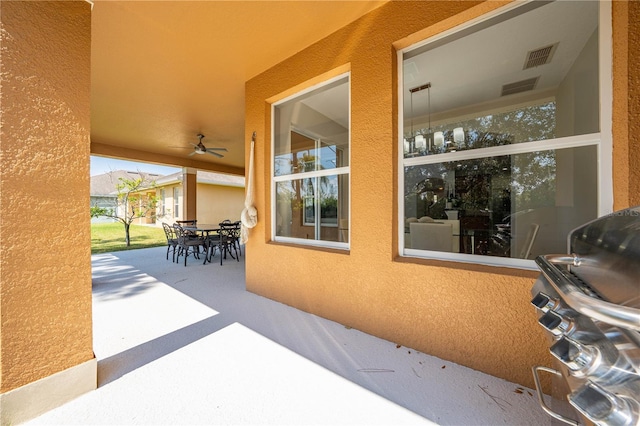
{"left": 276, "top": 174, "right": 349, "bottom": 242}
{"left": 404, "top": 146, "right": 597, "bottom": 257}
{"left": 274, "top": 78, "right": 350, "bottom": 176}
{"left": 404, "top": 101, "right": 558, "bottom": 156}
{"left": 403, "top": 1, "right": 598, "bottom": 158}
{"left": 173, "top": 187, "right": 180, "bottom": 218}
{"left": 401, "top": 1, "right": 602, "bottom": 266}
{"left": 159, "top": 188, "right": 166, "bottom": 216}
{"left": 273, "top": 74, "right": 350, "bottom": 247}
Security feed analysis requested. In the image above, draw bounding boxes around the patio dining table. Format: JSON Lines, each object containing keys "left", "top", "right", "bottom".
{"left": 182, "top": 224, "right": 218, "bottom": 264}
{"left": 184, "top": 224, "right": 220, "bottom": 237}
{"left": 184, "top": 222, "right": 242, "bottom": 265}
{"left": 184, "top": 224, "right": 241, "bottom": 265}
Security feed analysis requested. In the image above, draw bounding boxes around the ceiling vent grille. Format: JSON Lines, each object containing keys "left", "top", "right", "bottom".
{"left": 501, "top": 77, "right": 539, "bottom": 97}
{"left": 523, "top": 43, "right": 558, "bottom": 69}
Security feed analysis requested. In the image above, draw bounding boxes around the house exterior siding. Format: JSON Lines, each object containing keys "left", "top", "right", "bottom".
{"left": 90, "top": 195, "right": 117, "bottom": 223}
{"left": 195, "top": 184, "right": 245, "bottom": 226}
{"left": 135, "top": 174, "right": 245, "bottom": 226}
{"left": 245, "top": 0, "right": 638, "bottom": 390}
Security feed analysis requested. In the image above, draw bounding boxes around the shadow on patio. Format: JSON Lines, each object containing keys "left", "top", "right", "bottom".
{"left": 27, "top": 247, "right": 551, "bottom": 425}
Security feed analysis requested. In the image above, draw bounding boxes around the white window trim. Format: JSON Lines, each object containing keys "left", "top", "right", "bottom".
{"left": 397, "top": 0, "right": 613, "bottom": 270}
{"left": 598, "top": 0, "right": 614, "bottom": 215}
{"left": 271, "top": 72, "right": 351, "bottom": 250}
{"left": 402, "top": 134, "right": 601, "bottom": 168}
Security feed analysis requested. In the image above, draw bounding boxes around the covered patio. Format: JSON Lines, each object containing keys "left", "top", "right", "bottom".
{"left": 26, "top": 247, "right": 549, "bottom": 425}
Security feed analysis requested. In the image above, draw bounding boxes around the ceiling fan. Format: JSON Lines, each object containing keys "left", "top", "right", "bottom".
{"left": 171, "top": 134, "right": 227, "bottom": 158}
{"left": 189, "top": 133, "right": 227, "bottom": 158}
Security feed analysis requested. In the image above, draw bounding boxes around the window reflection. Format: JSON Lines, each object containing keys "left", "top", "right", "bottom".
{"left": 275, "top": 133, "right": 345, "bottom": 175}
{"left": 276, "top": 174, "right": 348, "bottom": 242}
{"left": 273, "top": 74, "right": 349, "bottom": 246}
{"left": 404, "top": 146, "right": 597, "bottom": 258}
{"left": 404, "top": 102, "right": 558, "bottom": 158}
{"left": 401, "top": 1, "right": 601, "bottom": 265}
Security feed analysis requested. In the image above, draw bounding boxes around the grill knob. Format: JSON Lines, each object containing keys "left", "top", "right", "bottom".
{"left": 569, "top": 381, "right": 639, "bottom": 426}
{"left": 550, "top": 337, "right": 600, "bottom": 376}
{"left": 539, "top": 310, "right": 574, "bottom": 337}
{"left": 531, "top": 292, "right": 560, "bottom": 313}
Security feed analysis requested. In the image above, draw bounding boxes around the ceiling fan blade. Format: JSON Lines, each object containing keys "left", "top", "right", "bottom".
{"left": 206, "top": 151, "right": 224, "bottom": 158}
{"left": 188, "top": 151, "right": 198, "bottom": 157}
{"left": 206, "top": 147, "right": 228, "bottom": 152}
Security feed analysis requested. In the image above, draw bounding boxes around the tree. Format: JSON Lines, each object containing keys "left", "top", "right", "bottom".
{"left": 90, "top": 173, "right": 158, "bottom": 246}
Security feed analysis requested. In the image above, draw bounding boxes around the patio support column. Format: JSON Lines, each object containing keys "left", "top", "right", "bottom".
{"left": 0, "top": 1, "right": 96, "bottom": 424}
{"left": 182, "top": 167, "right": 197, "bottom": 220}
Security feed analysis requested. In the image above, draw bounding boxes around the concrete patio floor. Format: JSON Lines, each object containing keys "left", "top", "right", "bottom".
{"left": 26, "top": 246, "right": 552, "bottom": 425}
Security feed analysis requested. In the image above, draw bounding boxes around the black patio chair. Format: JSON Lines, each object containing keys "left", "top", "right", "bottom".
{"left": 173, "top": 223, "right": 206, "bottom": 266}
{"left": 218, "top": 219, "right": 242, "bottom": 257}
{"left": 216, "top": 222, "right": 240, "bottom": 264}
{"left": 231, "top": 220, "right": 242, "bottom": 256}
{"left": 162, "top": 222, "right": 178, "bottom": 262}
{"left": 203, "top": 231, "right": 222, "bottom": 265}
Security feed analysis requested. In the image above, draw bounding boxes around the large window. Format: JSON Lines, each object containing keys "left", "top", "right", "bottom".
{"left": 272, "top": 74, "right": 350, "bottom": 248}
{"left": 399, "top": 1, "right": 610, "bottom": 268}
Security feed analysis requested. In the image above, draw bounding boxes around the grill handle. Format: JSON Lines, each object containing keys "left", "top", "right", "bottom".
{"left": 536, "top": 254, "right": 640, "bottom": 332}
{"left": 532, "top": 366, "right": 580, "bottom": 426}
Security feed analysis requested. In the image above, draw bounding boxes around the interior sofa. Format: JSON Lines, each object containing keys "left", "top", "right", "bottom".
{"left": 406, "top": 216, "right": 460, "bottom": 252}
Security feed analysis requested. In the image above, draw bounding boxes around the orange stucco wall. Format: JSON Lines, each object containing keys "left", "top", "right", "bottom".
{"left": 626, "top": 1, "right": 640, "bottom": 208}
{"left": 1, "top": 1, "right": 93, "bottom": 392}
{"left": 245, "top": 0, "right": 636, "bottom": 389}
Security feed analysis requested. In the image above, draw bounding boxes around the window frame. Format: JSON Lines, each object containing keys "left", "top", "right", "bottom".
{"left": 271, "top": 72, "right": 351, "bottom": 249}
{"left": 397, "top": 0, "right": 613, "bottom": 270}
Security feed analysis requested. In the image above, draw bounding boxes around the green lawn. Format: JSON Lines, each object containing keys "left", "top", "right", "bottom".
{"left": 91, "top": 222, "right": 167, "bottom": 254}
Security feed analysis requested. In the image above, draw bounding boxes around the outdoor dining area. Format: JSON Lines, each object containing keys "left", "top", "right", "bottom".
{"left": 162, "top": 220, "right": 242, "bottom": 266}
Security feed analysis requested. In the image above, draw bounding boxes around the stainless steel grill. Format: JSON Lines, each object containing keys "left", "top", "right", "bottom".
{"left": 530, "top": 206, "right": 640, "bottom": 426}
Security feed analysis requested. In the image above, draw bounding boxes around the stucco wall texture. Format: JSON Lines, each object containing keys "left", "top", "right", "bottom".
{"left": 196, "top": 185, "right": 245, "bottom": 225}
{"left": 628, "top": 1, "right": 640, "bottom": 208}
{"left": 246, "top": 0, "right": 636, "bottom": 390}
{"left": 1, "top": 1, "right": 93, "bottom": 392}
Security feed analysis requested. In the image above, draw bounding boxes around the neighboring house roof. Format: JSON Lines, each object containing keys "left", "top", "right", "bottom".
{"left": 154, "top": 171, "right": 245, "bottom": 189}
{"left": 90, "top": 170, "right": 163, "bottom": 196}
{"left": 153, "top": 172, "right": 182, "bottom": 187}
{"left": 198, "top": 171, "right": 245, "bottom": 187}
{"left": 91, "top": 170, "right": 244, "bottom": 197}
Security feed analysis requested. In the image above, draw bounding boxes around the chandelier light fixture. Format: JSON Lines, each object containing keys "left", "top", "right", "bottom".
{"left": 405, "top": 82, "right": 466, "bottom": 155}
{"left": 405, "top": 82, "right": 432, "bottom": 156}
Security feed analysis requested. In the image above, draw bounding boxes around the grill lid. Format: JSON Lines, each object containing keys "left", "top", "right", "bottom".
{"left": 568, "top": 206, "right": 640, "bottom": 311}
